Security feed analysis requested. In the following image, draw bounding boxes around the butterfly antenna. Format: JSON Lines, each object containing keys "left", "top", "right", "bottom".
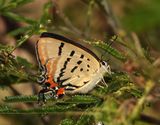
{"left": 106, "top": 58, "right": 110, "bottom": 63}
{"left": 100, "top": 35, "right": 117, "bottom": 61}
{"left": 108, "top": 35, "right": 118, "bottom": 46}
{"left": 100, "top": 52, "right": 105, "bottom": 61}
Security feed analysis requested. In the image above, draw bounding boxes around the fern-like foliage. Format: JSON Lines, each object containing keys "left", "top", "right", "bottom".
{"left": 0, "top": 0, "right": 160, "bottom": 125}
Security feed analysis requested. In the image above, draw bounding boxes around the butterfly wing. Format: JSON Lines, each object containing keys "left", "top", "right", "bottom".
{"left": 36, "top": 33, "right": 101, "bottom": 92}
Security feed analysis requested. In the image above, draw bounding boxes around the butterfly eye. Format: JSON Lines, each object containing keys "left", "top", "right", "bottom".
{"left": 102, "top": 61, "right": 107, "bottom": 66}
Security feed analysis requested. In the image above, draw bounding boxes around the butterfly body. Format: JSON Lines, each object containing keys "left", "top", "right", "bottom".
{"left": 36, "top": 32, "right": 111, "bottom": 100}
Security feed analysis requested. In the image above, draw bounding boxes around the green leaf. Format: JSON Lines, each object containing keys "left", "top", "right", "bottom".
{"left": 105, "top": 72, "right": 131, "bottom": 93}
{"left": 40, "top": 1, "right": 53, "bottom": 25}
{"left": 2, "top": 12, "right": 36, "bottom": 24}
{"left": 0, "top": 104, "right": 76, "bottom": 114}
{"left": 60, "top": 119, "right": 75, "bottom": 125}
{"left": 0, "top": 44, "right": 14, "bottom": 52}
{"left": 9, "top": 26, "right": 32, "bottom": 36}
{"left": 85, "top": 40, "right": 126, "bottom": 61}
{"left": 76, "top": 115, "right": 95, "bottom": 125}
{"left": 16, "top": 56, "right": 33, "bottom": 68}
{"left": 0, "top": 47, "right": 32, "bottom": 86}
{"left": 94, "top": 98, "right": 118, "bottom": 124}
{"left": 0, "top": 105, "right": 18, "bottom": 114}
{"left": 4, "top": 95, "right": 37, "bottom": 103}
{"left": 4, "top": 95, "right": 102, "bottom": 106}
{"left": 0, "top": 0, "right": 33, "bottom": 11}
{"left": 10, "top": 0, "right": 33, "bottom": 6}
{"left": 65, "top": 95, "right": 102, "bottom": 105}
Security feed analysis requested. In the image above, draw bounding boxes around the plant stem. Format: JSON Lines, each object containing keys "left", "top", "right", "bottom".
{"left": 128, "top": 80, "right": 154, "bottom": 123}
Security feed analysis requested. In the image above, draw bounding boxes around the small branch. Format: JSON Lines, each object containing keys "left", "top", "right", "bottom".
{"left": 82, "top": 0, "right": 120, "bottom": 34}
{"left": 131, "top": 32, "right": 144, "bottom": 57}
{"left": 2, "top": 12, "right": 36, "bottom": 24}
{"left": 4, "top": 95, "right": 102, "bottom": 105}
{"left": 10, "top": 26, "right": 37, "bottom": 53}
{"left": 84, "top": 0, "right": 95, "bottom": 38}
{"left": 140, "top": 114, "right": 160, "bottom": 125}
{"left": 96, "top": 0, "right": 120, "bottom": 34}
{"left": 0, "top": 104, "right": 76, "bottom": 114}
{"left": 52, "top": 0, "right": 83, "bottom": 37}
{"left": 4, "top": 95, "right": 37, "bottom": 103}
{"left": 9, "top": 85, "right": 21, "bottom": 96}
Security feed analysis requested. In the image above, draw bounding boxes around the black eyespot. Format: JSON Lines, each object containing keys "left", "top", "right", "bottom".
{"left": 58, "top": 94, "right": 64, "bottom": 98}
{"left": 45, "top": 82, "right": 51, "bottom": 87}
{"left": 80, "top": 68, "right": 83, "bottom": 71}
{"left": 80, "top": 54, "right": 84, "bottom": 58}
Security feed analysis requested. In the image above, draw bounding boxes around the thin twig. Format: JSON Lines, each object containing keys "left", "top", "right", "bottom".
{"left": 128, "top": 80, "right": 155, "bottom": 122}
{"left": 84, "top": 0, "right": 95, "bottom": 38}
{"left": 52, "top": 0, "right": 83, "bottom": 37}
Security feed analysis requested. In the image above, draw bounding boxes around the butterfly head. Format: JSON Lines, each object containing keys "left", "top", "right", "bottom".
{"left": 100, "top": 61, "right": 111, "bottom": 74}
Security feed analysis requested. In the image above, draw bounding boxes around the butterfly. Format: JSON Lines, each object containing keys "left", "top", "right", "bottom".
{"left": 36, "top": 32, "right": 111, "bottom": 102}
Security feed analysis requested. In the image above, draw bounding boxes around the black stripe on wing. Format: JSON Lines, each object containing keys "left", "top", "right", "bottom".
{"left": 56, "top": 57, "right": 71, "bottom": 83}
{"left": 58, "top": 42, "right": 64, "bottom": 56}
{"left": 62, "top": 80, "right": 90, "bottom": 91}
{"left": 71, "top": 66, "right": 78, "bottom": 73}
{"left": 70, "top": 50, "right": 75, "bottom": 56}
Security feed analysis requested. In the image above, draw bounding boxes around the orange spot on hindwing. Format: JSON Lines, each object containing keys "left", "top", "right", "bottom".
{"left": 57, "top": 88, "right": 65, "bottom": 96}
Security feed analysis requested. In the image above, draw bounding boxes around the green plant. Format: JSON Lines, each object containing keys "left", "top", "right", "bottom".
{"left": 0, "top": 0, "right": 160, "bottom": 125}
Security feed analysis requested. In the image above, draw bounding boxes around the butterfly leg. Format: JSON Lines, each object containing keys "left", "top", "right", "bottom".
{"left": 38, "top": 87, "right": 48, "bottom": 104}
{"left": 101, "top": 77, "right": 108, "bottom": 87}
